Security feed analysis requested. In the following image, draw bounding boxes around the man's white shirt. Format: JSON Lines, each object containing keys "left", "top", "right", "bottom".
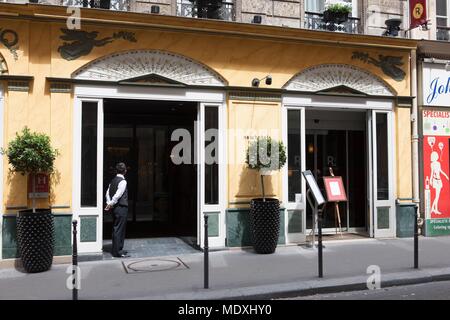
{"left": 105, "top": 174, "right": 127, "bottom": 206}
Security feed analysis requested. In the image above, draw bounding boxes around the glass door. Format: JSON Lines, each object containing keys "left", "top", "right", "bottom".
{"left": 198, "top": 103, "right": 226, "bottom": 248}
{"left": 371, "top": 110, "right": 396, "bottom": 237}
{"left": 283, "top": 107, "right": 306, "bottom": 243}
{"left": 74, "top": 99, "right": 104, "bottom": 253}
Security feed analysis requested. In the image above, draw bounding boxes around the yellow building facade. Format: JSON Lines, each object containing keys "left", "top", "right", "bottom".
{"left": 0, "top": 3, "right": 417, "bottom": 259}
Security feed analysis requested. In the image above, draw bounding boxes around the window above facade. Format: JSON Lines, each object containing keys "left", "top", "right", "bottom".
{"left": 177, "top": 0, "right": 235, "bottom": 21}
{"left": 304, "top": 0, "right": 360, "bottom": 34}
{"left": 437, "top": 0, "right": 450, "bottom": 40}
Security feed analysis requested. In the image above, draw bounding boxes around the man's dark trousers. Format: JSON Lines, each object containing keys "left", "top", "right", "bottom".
{"left": 112, "top": 205, "right": 127, "bottom": 256}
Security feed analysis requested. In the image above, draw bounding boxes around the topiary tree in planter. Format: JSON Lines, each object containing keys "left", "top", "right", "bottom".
{"left": 1, "top": 127, "right": 59, "bottom": 273}
{"left": 245, "top": 136, "right": 286, "bottom": 254}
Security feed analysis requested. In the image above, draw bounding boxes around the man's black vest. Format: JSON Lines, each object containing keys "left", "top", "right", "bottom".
{"left": 109, "top": 176, "right": 128, "bottom": 207}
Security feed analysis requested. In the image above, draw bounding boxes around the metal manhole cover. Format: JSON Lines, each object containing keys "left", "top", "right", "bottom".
{"left": 123, "top": 257, "right": 188, "bottom": 274}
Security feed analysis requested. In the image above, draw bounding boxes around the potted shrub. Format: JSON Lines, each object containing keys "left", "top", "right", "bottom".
{"left": 245, "top": 136, "right": 287, "bottom": 254}
{"left": 323, "top": 2, "right": 352, "bottom": 24}
{"left": 1, "top": 127, "right": 59, "bottom": 273}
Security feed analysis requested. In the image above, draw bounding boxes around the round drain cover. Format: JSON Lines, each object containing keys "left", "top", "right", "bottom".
{"left": 126, "top": 259, "right": 181, "bottom": 272}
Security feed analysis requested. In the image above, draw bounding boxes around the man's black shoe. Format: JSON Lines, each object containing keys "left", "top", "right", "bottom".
{"left": 113, "top": 253, "right": 130, "bottom": 258}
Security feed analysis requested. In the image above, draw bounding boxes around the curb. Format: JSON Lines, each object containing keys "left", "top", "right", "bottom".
{"left": 131, "top": 267, "right": 450, "bottom": 300}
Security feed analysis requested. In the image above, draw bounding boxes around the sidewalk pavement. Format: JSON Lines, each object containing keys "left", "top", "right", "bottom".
{"left": 1, "top": 236, "right": 450, "bottom": 300}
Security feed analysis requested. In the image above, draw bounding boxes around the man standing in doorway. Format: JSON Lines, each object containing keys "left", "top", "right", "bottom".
{"left": 105, "top": 162, "right": 130, "bottom": 258}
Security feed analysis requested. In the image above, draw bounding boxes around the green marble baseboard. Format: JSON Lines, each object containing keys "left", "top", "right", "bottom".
{"left": 226, "top": 208, "right": 285, "bottom": 247}
{"left": 2, "top": 213, "right": 73, "bottom": 259}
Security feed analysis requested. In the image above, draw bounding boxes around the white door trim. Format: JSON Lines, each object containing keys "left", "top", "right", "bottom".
{"left": 282, "top": 105, "right": 306, "bottom": 243}
{"left": 198, "top": 102, "right": 227, "bottom": 248}
{"left": 282, "top": 94, "right": 394, "bottom": 111}
{"left": 372, "top": 110, "right": 397, "bottom": 238}
{"left": 72, "top": 98, "right": 104, "bottom": 253}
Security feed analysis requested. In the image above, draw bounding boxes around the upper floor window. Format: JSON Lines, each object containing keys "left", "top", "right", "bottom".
{"left": 305, "top": 0, "right": 358, "bottom": 17}
{"left": 437, "top": 0, "right": 450, "bottom": 40}
{"left": 177, "top": 0, "right": 235, "bottom": 21}
{"left": 304, "top": 0, "right": 360, "bottom": 34}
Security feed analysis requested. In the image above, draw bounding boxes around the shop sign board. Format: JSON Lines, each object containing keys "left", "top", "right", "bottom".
{"left": 323, "top": 176, "right": 347, "bottom": 202}
{"left": 302, "top": 170, "right": 325, "bottom": 206}
{"left": 423, "top": 63, "right": 450, "bottom": 107}
{"left": 28, "top": 173, "right": 50, "bottom": 199}
{"left": 410, "top": 0, "right": 428, "bottom": 29}
{"left": 422, "top": 110, "right": 450, "bottom": 236}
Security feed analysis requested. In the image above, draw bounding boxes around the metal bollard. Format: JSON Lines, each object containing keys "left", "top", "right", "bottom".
{"left": 72, "top": 220, "right": 78, "bottom": 300}
{"left": 204, "top": 215, "right": 209, "bottom": 289}
{"left": 414, "top": 205, "right": 419, "bottom": 269}
{"left": 318, "top": 211, "right": 323, "bottom": 278}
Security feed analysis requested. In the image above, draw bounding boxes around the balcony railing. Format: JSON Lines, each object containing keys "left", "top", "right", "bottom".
{"left": 304, "top": 11, "right": 360, "bottom": 34}
{"left": 437, "top": 26, "right": 450, "bottom": 41}
{"left": 61, "top": 0, "right": 129, "bottom": 11}
{"left": 20, "top": 0, "right": 236, "bottom": 21}
{"left": 177, "top": 0, "right": 234, "bottom": 21}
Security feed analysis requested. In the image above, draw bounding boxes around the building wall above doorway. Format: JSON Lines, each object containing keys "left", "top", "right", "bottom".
{"left": 283, "top": 64, "right": 395, "bottom": 96}
{"left": 72, "top": 50, "right": 227, "bottom": 87}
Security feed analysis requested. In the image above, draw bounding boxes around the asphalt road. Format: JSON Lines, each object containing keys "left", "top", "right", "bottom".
{"left": 288, "top": 280, "right": 450, "bottom": 300}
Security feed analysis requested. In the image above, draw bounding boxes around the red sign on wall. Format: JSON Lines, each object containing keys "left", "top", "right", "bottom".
{"left": 28, "top": 173, "right": 50, "bottom": 199}
{"left": 410, "top": 0, "right": 427, "bottom": 29}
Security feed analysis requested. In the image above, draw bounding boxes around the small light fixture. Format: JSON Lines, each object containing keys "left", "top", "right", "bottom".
{"left": 151, "top": 5, "right": 160, "bottom": 14}
{"left": 252, "top": 15, "right": 262, "bottom": 24}
{"left": 252, "top": 75, "right": 272, "bottom": 87}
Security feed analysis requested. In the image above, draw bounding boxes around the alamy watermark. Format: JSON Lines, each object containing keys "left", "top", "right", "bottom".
{"left": 66, "top": 265, "right": 81, "bottom": 291}
{"left": 170, "top": 123, "right": 282, "bottom": 169}
{"left": 366, "top": 265, "right": 381, "bottom": 290}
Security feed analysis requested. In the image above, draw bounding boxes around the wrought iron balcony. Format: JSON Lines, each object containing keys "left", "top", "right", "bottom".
{"left": 177, "top": 0, "right": 235, "bottom": 21}
{"left": 59, "top": 0, "right": 129, "bottom": 11}
{"left": 304, "top": 11, "right": 360, "bottom": 34}
{"left": 437, "top": 26, "right": 450, "bottom": 41}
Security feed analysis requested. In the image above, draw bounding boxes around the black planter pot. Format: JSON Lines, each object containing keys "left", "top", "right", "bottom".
{"left": 323, "top": 10, "right": 349, "bottom": 24}
{"left": 17, "top": 209, "right": 54, "bottom": 273}
{"left": 384, "top": 18, "right": 402, "bottom": 37}
{"left": 249, "top": 198, "right": 280, "bottom": 254}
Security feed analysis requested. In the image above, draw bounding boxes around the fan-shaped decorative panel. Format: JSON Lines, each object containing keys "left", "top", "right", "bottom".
{"left": 284, "top": 64, "right": 394, "bottom": 96}
{"left": 72, "top": 50, "right": 227, "bottom": 86}
{"left": 0, "top": 53, "right": 8, "bottom": 75}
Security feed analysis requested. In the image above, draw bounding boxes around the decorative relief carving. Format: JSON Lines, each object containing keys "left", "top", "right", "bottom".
{"left": 58, "top": 29, "right": 137, "bottom": 61}
{"left": 0, "top": 29, "right": 19, "bottom": 61}
{"left": 352, "top": 51, "right": 406, "bottom": 82}
{"left": 72, "top": 50, "right": 227, "bottom": 86}
{"left": 283, "top": 64, "right": 395, "bottom": 96}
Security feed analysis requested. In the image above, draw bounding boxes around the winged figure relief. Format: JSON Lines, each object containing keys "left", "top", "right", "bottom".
{"left": 58, "top": 29, "right": 137, "bottom": 61}
{"left": 352, "top": 51, "right": 406, "bottom": 82}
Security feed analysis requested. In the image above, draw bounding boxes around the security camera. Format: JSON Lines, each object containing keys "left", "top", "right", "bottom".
{"left": 252, "top": 78, "right": 260, "bottom": 87}
{"left": 265, "top": 75, "right": 272, "bottom": 85}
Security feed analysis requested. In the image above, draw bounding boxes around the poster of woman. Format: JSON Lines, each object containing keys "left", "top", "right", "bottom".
{"left": 423, "top": 136, "right": 450, "bottom": 219}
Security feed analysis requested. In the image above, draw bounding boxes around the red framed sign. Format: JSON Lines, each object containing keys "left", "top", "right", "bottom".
{"left": 28, "top": 173, "right": 50, "bottom": 199}
{"left": 323, "top": 176, "right": 347, "bottom": 202}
